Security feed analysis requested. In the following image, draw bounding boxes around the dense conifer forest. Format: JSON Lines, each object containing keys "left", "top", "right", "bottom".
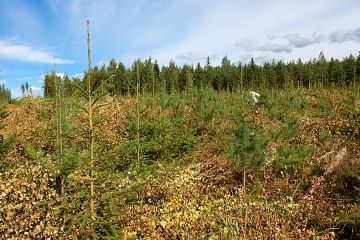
{"left": 42, "top": 51, "right": 360, "bottom": 98}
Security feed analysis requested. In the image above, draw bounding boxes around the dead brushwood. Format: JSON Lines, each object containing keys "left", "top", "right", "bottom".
{"left": 310, "top": 147, "right": 347, "bottom": 195}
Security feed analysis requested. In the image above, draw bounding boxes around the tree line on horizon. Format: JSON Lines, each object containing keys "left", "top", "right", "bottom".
{"left": 41, "top": 51, "right": 360, "bottom": 98}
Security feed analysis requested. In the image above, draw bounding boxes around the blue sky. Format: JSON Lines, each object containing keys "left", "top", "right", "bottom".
{"left": 0, "top": 0, "right": 360, "bottom": 97}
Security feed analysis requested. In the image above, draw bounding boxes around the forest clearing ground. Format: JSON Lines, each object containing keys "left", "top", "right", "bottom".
{"left": 121, "top": 139, "right": 342, "bottom": 239}
{"left": 0, "top": 91, "right": 359, "bottom": 239}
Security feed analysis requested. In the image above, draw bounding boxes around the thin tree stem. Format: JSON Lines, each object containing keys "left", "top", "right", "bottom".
{"left": 54, "top": 58, "right": 65, "bottom": 195}
{"left": 136, "top": 62, "right": 140, "bottom": 165}
{"left": 87, "top": 20, "right": 95, "bottom": 218}
{"left": 243, "top": 170, "right": 246, "bottom": 196}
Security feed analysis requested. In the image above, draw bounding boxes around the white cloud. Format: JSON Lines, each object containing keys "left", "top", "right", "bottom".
{"left": 265, "top": 29, "right": 276, "bottom": 40}
{"left": 0, "top": 80, "right": 6, "bottom": 84}
{"left": 176, "top": 51, "right": 213, "bottom": 61}
{"left": 284, "top": 32, "right": 325, "bottom": 48}
{"left": 236, "top": 40, "right": 292, "bottom": 53}
{"left": 329, "top": 27, "right": 360, "bottom": 43}
{"left": 236, "top": 31, "right": 329, "bottom": 54}
{"left": 258, "top": 43, "right": 293, "bottom": 53}
{"left": 0, "top": 40, "right": 74, "bottom": 64}
{"left": 235, "top": 39, "right": 258, "bottom": 51}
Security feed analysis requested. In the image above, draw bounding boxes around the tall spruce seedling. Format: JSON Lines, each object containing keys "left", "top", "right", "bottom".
{"left": 87, "top": 20, "right": 95, "bottom": 218}
{"left": 71, "top": 21, "right": 114, "bottom": 218}
{"left": 70, "top": 20, "right": 95, "bottom": 218}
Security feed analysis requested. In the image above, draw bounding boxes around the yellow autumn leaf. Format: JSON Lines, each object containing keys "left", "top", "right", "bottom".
{"left": 151, "top": 220, "right": 156, "bottom": 228}
{"left": 160, "top": 220, "right": 167, "bottom": 228}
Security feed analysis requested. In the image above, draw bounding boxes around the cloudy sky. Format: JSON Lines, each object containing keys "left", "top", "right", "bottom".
{"left": 0, "top": 0, "right": 360, "bottom": 97}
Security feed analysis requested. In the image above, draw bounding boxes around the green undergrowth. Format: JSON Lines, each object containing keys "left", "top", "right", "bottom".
{"left": 0, "top": 88, "right": 359, "bottom": 239}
